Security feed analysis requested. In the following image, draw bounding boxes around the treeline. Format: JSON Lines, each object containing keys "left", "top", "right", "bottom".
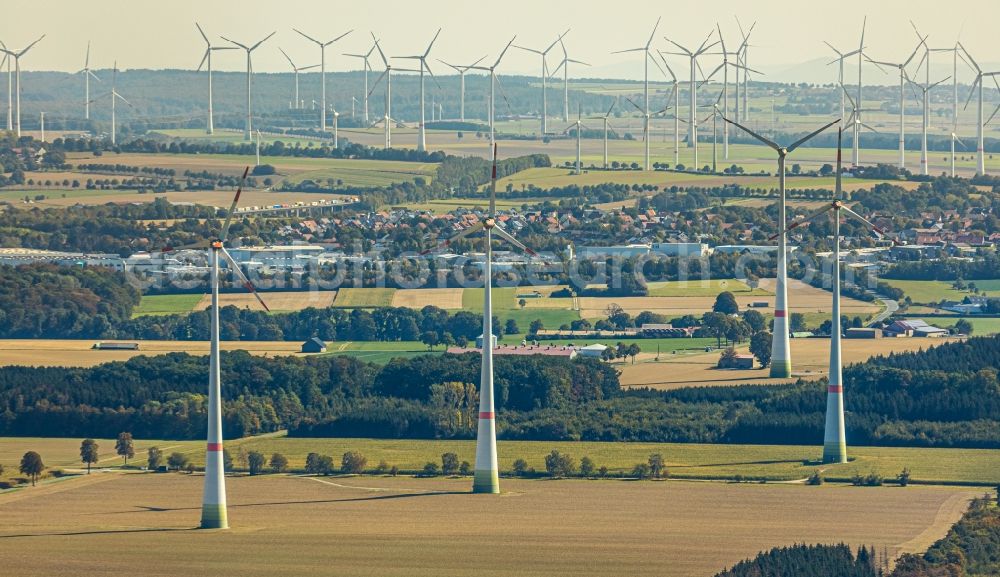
{"left": 0, "top": 264, "right": 139, "bottom": 339}
{"left": 715, "top": 544, "right": 879, "bottom": 577}
{"left": 885, "top": 254, "right": 1000, "bottom": 281}
{"left": 891, "top": 497, "right": 1000, "bottom": 577}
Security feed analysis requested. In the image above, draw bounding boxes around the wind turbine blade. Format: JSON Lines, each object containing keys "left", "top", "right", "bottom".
{"left": 623, "top": 96, "right": 643, "bottom": 113}
{"left": 89, "top": 70, "right": 102, "bottom": 82}
{"left": 723, "top": 116, "right": 781, "bottom": 152}
{"left": 279, "top": 47, "right": 295, "bottom": 68}
{"left": 929, "top": 76, "right": 951, "bottom": 90}
{"left": 769, "top": 203, "right": 837, "bottom": 240}
{"left": 963, "top": 76, "right": 980, "bottom": 110}
{"left": 493, "top": 226, "right": 538, "bottom": 257}
{"left": 294, "top": 28, "right": 321, "bottom": 45}
{"left": 841, "top": 206, "right": 889, "bottom": 238}
{"left": 249, "top": 31, "right": 276, "bottom": 52}
{"left": 330, "top": 29, "right": 353, "bottom": 44}
{"left": 197, "top": 48, "right": 210, "bottom": 72}
{"left": 656, "top": 51, "right": 677, "bottom": 81}
{"left": 368, "top": 70, "right": 388, "bottom": 97}
{"left": 220, "top": 247, "right": 271, "bottom": 312}
{"left": 985, "top": 102, "right": 1000, "bottom": 127}
{"left": 85, "top": 40, "right": 91, "bottom": 67}
{"left": 664, "top": 38, "right": 691, "bottom": 55}
{"left": 196, "top": 22, "right": 210, "bottom": 45}
{"left": 959, "top": 42, "right": 979, "bottom": 72}
{"left": 299, "top": 64, "right": 320, "bottom": 71}
{"left": 371, "top": 35, "right": 389, "bottom": 67}
{"left": 823, "top": 41, "right": 844, "bottom": 58}
{"left": 220, "top": 167, "right": 250, "bottom": 243}
{"left": 424, "top": 27, "right": 442, "bottom": 57}
{"left": 221, "top": 36, "right": 249, "bottom": 50}
{"left": 495, "top": 74, "right": 513, "bottom": 114}
{"left": 420, "top": 222, "right": 486, "bottom": 255}
{"left": 18, "top": 35, "right": 45, "bottom": 57}
{"left": 611, "top": 47, "right": 647, "bottom": 55}
{"left": 605, "top": 100, "right": 616, "bottom": 118}
{"left": 954, "top": 134, "right": 968, "bottom": 150}
{"left": 493, "top": 36, "right": 517, "bottom": 68}
{"left": 787, "top": 119, "right": 840, "bottom": 153}
{"left": 646, "top": 16, "right": 662, "bottom": 48}
{"left": 648, "top": 51, "right": 666, "bottom": 78}
{"left": 426, "top": 60, "right": 440, "bottom": 90}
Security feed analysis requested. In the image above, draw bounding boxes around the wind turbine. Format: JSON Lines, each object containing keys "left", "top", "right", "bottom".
{"left": 664, "top": 30, "right": 719, "bottom": 152}
{"left": 332, "top": 107, "right": 340, "bottom": 148}
{"left": 396, "top": 28, "right": 442, "bottom": 152}
{"left": 906, "top": 71, "right": 950, "bottom": 176}
{"left": 514, "top": 29, "right": 568, "bottom": 135}
{"left": 469, "top": 36, "right": 517, "bottom": 144}
{"left": 0, "top": 44, "right": 9, "bottom": 131}
{"left": 612, "top": 17, "right": 663, "bottom": 170}
{"left": 824, "top": 42, "right": 862, "bottom": 125}
{"left": 852, "top": 17, "right": 876, "bottom": 167}
{"left": 949, "top": 131, "right": 968, "bottom": 177}
{"left": 726, "top": 116, "right": 840, "bottom": 378}
{"left": 169, "top": 168, "right": 272, "bottom": 528}
{"left": 421, "top": 144, "right": 542, "bottom": 494}
{"left": 438, "top": 56, "right": 486, "bottom": 122}
{"left": 735, "top": 18, "right": 756, "bottom": 121}
{"left": 195, "top": 24, "right": 235, "bottom": 135}
{"left": 958, "top": 44, "right": 1000, "bottom": 175}
{"left": 657, "top": 52, "right": 681, "bottom": 167}
{"left": 294, "top": 28, "right": 352, "bottom": 132}
{"left": 89, "top": 62, "right": 133, "bottom": 146}
{"left": 563, "top": 105, "right": 591, "bottom": 175}
{"left": 344, "top": 42, "right": 377, "bottom": 124}
{"left": 841, "top": 84, "right": 880, "bottom": 158}
{"left": 221, "top": 32, "right": 275, "bottom": 141}
{"left": 865, "top": 39, "right": 923, "bottom": 169}
{"left": 78, "top": 41, "right": 101, "bottom": 121}
{"left": 774, "top": 130, "right": 889, "bottom": 464}
{"left": 0, "top": 35, "right": 44, "bottom": 137}
{"left": 590, "top": 99, "right": 618, "bottom": 168}
{"left": 278, "top": 48, "right": 318, "bottom": 111}
{"left": 704, "top": 36, "right": 760, "bottom": 163}
{"left": 624, "top": 96, "right": 670, "bottom": 172}
{"left": 369, "top": 36, "right": 419, "bottom": 149}
{"left": 550, "top": 37, "right": 590, "bottom": 123}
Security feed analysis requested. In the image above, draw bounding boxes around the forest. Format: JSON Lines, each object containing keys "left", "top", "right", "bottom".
{"left": 1, "top": 334, "right": 998, "bottom": 448}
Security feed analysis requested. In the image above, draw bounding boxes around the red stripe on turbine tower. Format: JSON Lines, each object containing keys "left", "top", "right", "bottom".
{"left": 827, "top": 385, "right": 843, "bottom": 393}
{"left": 207, "top": 442, "right": 223, "bottom": 451}
{"left": 479, "top": 411, "right": 495, "bottom": 419}
{"left": 774, "top": 310, "right": 786, "bottom": 317}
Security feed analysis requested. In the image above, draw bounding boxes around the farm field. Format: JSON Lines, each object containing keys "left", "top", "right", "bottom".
{"left": 4, "top": 435, "right": 997, "bottom": 486}
{"left": 646, "top": 278, "right": 770, "bottom": 297}
{"left": 391, "top": 288, "right": 464, "bottom": 309}
{"left": 7, "top": 186, "right": 353, "bottom": 209}
{"left": 319, "top": 340, "right": 435, "bottom": 363}
{"left": 617, "top": 336, "right": 957, "bottom": 389}
{"left": 331, "top": 287, "right": 396, "bottom": 307}
{"left": 461, "top": 286, "right": 582, "bottom": 329}
{"left": 132, "top": 294, "right": 204, "bottom": 316}
{"left": 0, "top": 339, "right": 304, "bottom": 368}
{"left": 0, "top": 471, "right": 980, "bottom": 577}
{"left": 883, "top": 278, "right": 1000, "bottom": 304}
{"left": 192, "top": 290, "right": 338, "bottom": 312}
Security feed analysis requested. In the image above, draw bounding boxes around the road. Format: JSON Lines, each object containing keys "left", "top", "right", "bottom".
{"left": 869, "top": 296, "right": 899, "bottom": 326}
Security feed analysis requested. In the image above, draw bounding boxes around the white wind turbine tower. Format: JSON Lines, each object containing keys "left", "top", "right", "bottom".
{"left": 775, "top": 130, "right": 889, "bottom": 463}
{"left": 221, "top": 32, "right": 276, "bottom": 141}
{"left": 78, "top": 41, "right": 101, "bottom": 121}
{"left": 550, "top": 35, "right": 589, "bottom": 123}
{"left": 958, "top": 44, "right": 1000, "bottom": 175}
{"left": 294, "top": 28, "right": 352, "bottom": 132}
{"left": 344, "top": 42, "right": 377, "bottom": 124}
{"left": 0, "top": 44, "right": 10, "bottom": 131}
{"left": 726, "top": 115, "right": 839, "bottom": 378}
{"left": 866, "top": 39, "right": 924, "bottom": 169}
{"left": 851, "top": 17, "right": 877, "bottom": 167}
{"left": 368, "top": 37, "right": 418, "bottom": 149}
{"left": 664, "top": 30, "right": 719, "bottom": 152}
{"left": 278, "top": 48, "right": 318, "bottom": 111}
{"left": 824, "top": 42, "right": 862, "bottom": 126}
{"left": 332, "top": 107, "right": 339, "bottom": 148}
{"left": 563, "top": 105, "right": 592, "bottom": 175}
{"left": 396, "top": 28, "right": 442, "bottom": 152}
{"left": 195, "top": 24, "right": 235, "bottom": 135}
{"left": 657, "top": 53, "right": 681, "bottom": 167}
{"left": 421, "top": 144, "right": 542, "bottom": 495}
{"left": 514, "top": 29, "right": 568, "bottom": 135}
{"left": 949, "top": 131, "right": 968, "bottom": 177}
{"left": 438, "top": 56, "right": 486, "bottom": 122}
{"left": 469, "top": 37, "right": 517, "bottom": 144}
{"left": 705, "top": 27, "right": 760, "bottom": 161}
{"left": 612, "top": 17, "right": 663, "bottom": 170}
{"left": 591, "top": 99, "right": 618, "bottom": 169}
{"left": 906, "top": 70, "right": 950, "bottom": 176}
{"left": 0, "top": 35, "right": 44, "bottom": 138}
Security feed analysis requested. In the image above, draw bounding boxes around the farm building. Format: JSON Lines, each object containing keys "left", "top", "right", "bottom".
{"left": 640, "top": 324, "right": 694, "bottom": 338}
{"left": 92, "top": 342, "right": 140, "bottom": 351}
{"left": 845, "top": 327, "right": 882, "bottom": 339}
{"left": 732, "top": 355, "right": 755, "bottom": 369}
{"left": 576, "top": 344, "right": 609, "bottom": 358}
{"left": 650, "top": 242, "right": 708, "bottom": 258}
{"left": 884, "top": 320, "right": 949, "bottom": 338}
{"left": 301, "top": 338, "right": 327, "bottom": 353}
{"left": 712, "top": 245, "right": 798, "bottom": 255}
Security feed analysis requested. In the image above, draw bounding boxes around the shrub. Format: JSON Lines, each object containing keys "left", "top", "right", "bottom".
{"left": 897, "top": 467, "right": 911, "bottom": 487}
{"left": 631, "top": 463, "right": 651, "bottom": 480}
{"left": 269, "top": 453, "right": 288, "bottom": 473}
{"left": 579, "top": 456, "right": 595, "bottom": 478}
{"left": 421, "top": 462, "right": 440, "bottom": 477}
{"left": 441, "top": 452, "right": 459, "bottom": 475}
{"left": 247, "top": 451, "right": 266, "bottom": 475}
{"left": 375, "top": 460, "right": 390, "bottom": 474}
{"left": 459, "top": 461, "right": 472, "bottom": 475}
{"left": 512, "top": 458, "right": 530, "bottom": 477}
{"left": 544, "top": 450, "right": 577, "bottom": 478}
{"left": 167, "top": 452, "right": 189, "bottom": 471}
{"left": 341, "top": 451, "right": 368, "bottom": 475}
{"left": 806, "top": 470, "right": 824, "bottom": 485}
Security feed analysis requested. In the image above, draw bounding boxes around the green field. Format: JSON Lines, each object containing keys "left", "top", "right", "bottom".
{"left": 535, "top": 336, "right": 716, "bottom": 354}
{"left": 462, "top": 287, "right": 581, "bottom": 329}
{"left": 319, "top": 340, "right": 435, "bottom": 363}
{"left": 647, "top": 279, "right": 772, "bottom": 297}
{"left": 132, "top": 294, "right": 203, "bottom": 317}
{"left": 332, "top": 288, "right": 396, "bottom": 307}
{"left": 884, "top": 279, "right": 1000, "bottom": 304}
{"left": 283, "top": 159, "right": 439, "bottom": 188}
{"left": 402, "top": 197, "right": 548, "bottom": 213}
{"left": 4, "top": 434, "right": 984, "bottom": 486}
{"left": 151, "top": 128, "right": 331, "bottom": 146}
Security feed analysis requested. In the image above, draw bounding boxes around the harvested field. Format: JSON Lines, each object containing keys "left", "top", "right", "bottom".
{"left": 0, "top": 339, "right": 303, "bottom": 368}
{"left": 579, "top": 278, "right": 881, "bottom": 319}
{"left": 618, "top": 337, "right": 957, "bottom": 389}
{"left": 193, "top": 290, "right": 337, "bottom": 312}
{"left": 15, "top": 188, "right": 353, "bottom": 209}
{"left": 391, "top": 288, "right": 464, "bottom": 309}
{"left": 0, "top": 471, "right": 978, "bottom": 577}
{"left": 332, "top": 288, "right": 396, "bottom": 307}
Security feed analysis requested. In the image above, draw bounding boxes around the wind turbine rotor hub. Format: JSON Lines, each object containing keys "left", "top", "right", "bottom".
{"left": 484, "top": 218, "right": 496, "bottom": 229}
{"left": 211, "top": 240, "right": 223, "bottom": 249}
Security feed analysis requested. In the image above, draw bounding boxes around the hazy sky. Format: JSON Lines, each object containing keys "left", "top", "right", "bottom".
{"left": 2, "top": 0, "right": 995, "bottom": 82}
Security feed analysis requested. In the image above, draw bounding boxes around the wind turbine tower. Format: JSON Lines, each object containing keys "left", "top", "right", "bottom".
{"left": 727, "top": 116, "right": 840, "bottom": 378}
{"left": 222, "top": 31, "right": 276, "bottom": 141}
{"left": 344, "top": 42, "right": 377, "bottom": 124}
{"left": 612, "top": 17, "right": 663, "bottom": 170}
{"left": 515, "top": 29, "right": 568, "bottom": 135}
{"left": 294, "top": 28, "right": 352, "bottom": 132}
{"left": 397, "top": 28, "right": 442, "bottom": 152}
{"left": 470, "top": 37, "right": 517, "bottom": 144}
{"left": 550, "top": 36, "right": 589, "bottom": 123}
{"left": 196, "top": 24, "right": 235, "bottom": 135}
{"left": 439, "top": 56, "right": 485, "bottom": 122}
{"left": 278, "top": 47, "right": 318, "bottom": 111}
{"left": 664, "top": 30, "right": 718, "bottom": 152}
{"left": 866, "top": 40, "right": 923, "bottom": 169}
{"left": 0, "top": 35, "right": 44, "bottom": 137}
{"left": 79, "top": 42, "right": 101, "bottom": 121}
